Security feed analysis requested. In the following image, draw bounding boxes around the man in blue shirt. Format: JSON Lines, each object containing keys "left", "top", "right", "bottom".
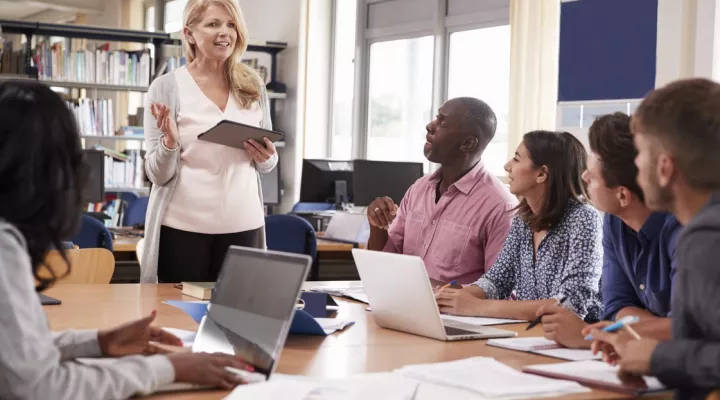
{"left": 536, "top": 112, "right": 681, "bottom": 348}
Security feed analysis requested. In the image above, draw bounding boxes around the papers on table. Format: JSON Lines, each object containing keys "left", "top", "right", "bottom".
{"left": 396, "top": 357, "right": 590, "bottom": 399}
{"left": 225, "top": 373, "right": 419, "bottom": 400}
{"left": 523, "top": 360, "right": 666, "bottom": 395}
{"left": 314, "top": 318, "right": 355, "bottom": 335}
{"left": 487, "top": 337, "right": 601, "bottom": 361}
{"left": 441, "top": 314, "right": 527, "bottom": 326}
{"left": 310, "top": 286, "right": 369, "bottom": 304}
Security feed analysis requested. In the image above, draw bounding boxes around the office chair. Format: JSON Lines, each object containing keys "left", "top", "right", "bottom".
{"left": 123, "top": 196, "right": 149, "bottom": 227}
{"left": 265, "top": 214, "right": 319, "bottom": 280}
{"left": 72, "top": 214, "right": 114, "bottom": 251}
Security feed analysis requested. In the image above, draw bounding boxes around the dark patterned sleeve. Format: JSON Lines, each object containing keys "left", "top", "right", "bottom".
{"left": 474, "top": 216, "right": 522, "bottom": 299}
{"left": 556, "top": 206, "right": 603, "bottom": 322}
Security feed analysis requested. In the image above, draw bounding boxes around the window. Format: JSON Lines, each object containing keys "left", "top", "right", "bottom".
{"left": 145, "top": 0, "right": 188, "bottom": 33}
{"left": 329, "top": 0, "right": 357, "bottom": 159}
{"left": 447, "top": 25, "right": 510, "bottom": 176}
{"left": 366, "top": 36, "right": 434, "bottom": 167}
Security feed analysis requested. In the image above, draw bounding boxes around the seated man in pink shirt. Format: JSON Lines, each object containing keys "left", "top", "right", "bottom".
{"left": 366, "top": 97, "right": 517, "bottom": 284}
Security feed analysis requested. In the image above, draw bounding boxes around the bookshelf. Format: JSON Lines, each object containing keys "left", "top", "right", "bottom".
{"left": 0, "top": 19, "right": 288, "bottom": 213}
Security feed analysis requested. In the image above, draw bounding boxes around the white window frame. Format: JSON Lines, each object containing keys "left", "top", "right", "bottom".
{"left": 342, "top": 0, "right": 510, "bottom": 165}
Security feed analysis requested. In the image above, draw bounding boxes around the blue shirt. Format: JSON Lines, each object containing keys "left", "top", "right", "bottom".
{"left": 475, "top": 200, "right": 604, "bottom": 322}
{"left": 601, "top": 212, "right": 681, "bottom": 321}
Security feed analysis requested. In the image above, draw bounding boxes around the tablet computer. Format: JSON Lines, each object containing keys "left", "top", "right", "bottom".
{"left": 197, "top": 120, "right": 284, "bottom": 149}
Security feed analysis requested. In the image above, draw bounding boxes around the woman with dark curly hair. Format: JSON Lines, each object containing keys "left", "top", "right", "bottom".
{"left": 0, "top": 81, "right": 252, "bottom": 399}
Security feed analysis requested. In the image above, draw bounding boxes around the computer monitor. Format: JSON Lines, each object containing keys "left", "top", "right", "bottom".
{"left": 259, "top": 162, "right": 281, "bottom": 205}
{"left": 83, "top": 149, "right": 105, "bottom": 203}
{"left": 352, "top": 160, "right": 424, "bottom": 206}
{"left": 299, "top": 159, "right": 354, "bottom": 205}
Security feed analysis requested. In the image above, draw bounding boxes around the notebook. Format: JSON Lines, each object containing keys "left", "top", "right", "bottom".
{"left": 396, "top": 357, "right": 589, "bottom": 399}
{"left": 487, "top": 337, "right": 601, "bottom": 361}
{"left": 522, "top": 360, "right": 667, "bottom": 395}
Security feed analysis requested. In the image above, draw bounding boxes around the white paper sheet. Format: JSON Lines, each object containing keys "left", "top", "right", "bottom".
{"left": 314, "top": 318, "right": 354, "bottom": 334}
{"left": 487, "top": 337, "right": 601, "bottom": 361}
{"left": 396, "top": 357, "right": 589, "bottom": 399}
{"left": 441, "top": 315, "right": 527, "bottom": 326}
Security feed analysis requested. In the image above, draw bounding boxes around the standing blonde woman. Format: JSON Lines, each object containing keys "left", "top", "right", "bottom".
{"left": 142, "top": 0, "right": 277, "bottom": 283}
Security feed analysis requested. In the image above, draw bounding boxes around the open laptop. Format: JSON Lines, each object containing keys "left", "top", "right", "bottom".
{"left": 322, "top": 211, "right": 370, "bottom": 245}
{"left": 158, "top": 246, "right": 311, "bottom": 391}
{"left": 351, "top": 249, "right": 516, "bottom": 341}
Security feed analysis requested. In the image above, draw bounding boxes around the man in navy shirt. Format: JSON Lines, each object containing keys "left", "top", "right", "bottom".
{"left": 536, "top": 112, "right": 681, "bottom": 348}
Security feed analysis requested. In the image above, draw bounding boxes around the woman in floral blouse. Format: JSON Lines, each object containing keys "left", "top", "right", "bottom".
{"left": 435, "top": 130, "right": 603, "bottom": 322}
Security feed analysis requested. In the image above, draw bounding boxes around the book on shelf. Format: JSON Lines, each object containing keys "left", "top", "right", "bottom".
{"left": 67, "top": 98, "right": 114, "bottom": 136}
{"left": 92, "top": 146, "right": 147, "bottom": 191}
{"left": 0, "top": 40, "right": 26, "bottom": 75}
{"left": 33, "top": 40, "right": 151, "bottom": 87}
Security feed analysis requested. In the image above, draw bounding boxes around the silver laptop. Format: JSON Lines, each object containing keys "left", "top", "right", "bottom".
{"left": 159, "top": 246, "right": 311, "bottom": 391}
{"left": 351, "top": 249, "right": 516, "bottom": 341}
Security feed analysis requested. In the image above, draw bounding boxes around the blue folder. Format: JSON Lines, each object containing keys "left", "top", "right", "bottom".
{"left": 163, "top": 292, "right": 346, "bottom": 336}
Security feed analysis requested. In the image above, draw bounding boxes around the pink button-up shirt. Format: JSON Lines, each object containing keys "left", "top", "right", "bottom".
{"left": 382, "top": 161, "right": 517, "bottom": 284}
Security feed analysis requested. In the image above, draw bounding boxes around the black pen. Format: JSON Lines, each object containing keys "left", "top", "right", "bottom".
{"left": 526, "top": 295, "right": 568, "bottom": 331}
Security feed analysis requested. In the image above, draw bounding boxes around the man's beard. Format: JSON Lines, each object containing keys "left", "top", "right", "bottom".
{"left": 642, "top": 165, "right": 675, "bottom": 212}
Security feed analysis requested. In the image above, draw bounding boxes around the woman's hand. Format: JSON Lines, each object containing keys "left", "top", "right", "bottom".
{"left": 244, "top": 138, "right": 276, "bottom": 163}
{"left": 151, "top": 103, "right": 179, "bottom": 149}
{"left": 435, "top": 288, "right": 483, "bottom": 316}
{"left": 168, "top": 352, "right": 254, "bottom": 390}
{"left": 97, "top": 310, "right": 183, "bottom": 357}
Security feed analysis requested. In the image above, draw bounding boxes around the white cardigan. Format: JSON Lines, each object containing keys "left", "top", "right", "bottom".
{"left": 141, "top": 70, "right": 276, "bottom": 283}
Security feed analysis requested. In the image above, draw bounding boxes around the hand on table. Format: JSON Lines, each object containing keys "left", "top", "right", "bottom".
{"left": 244, "top": 138, "right": 276, "bottom": 163}
{"left": 536, "top": 304, "right": 589, "bottom": 349}
{"left": 583, "top": 323, "right": 660, "bottom": 375}
{"left": 435, "top": 288, "right": 483, "bottom": 316}
{"left": 168, "top": 352, "right": 254, "bottom": 390}
{"left": 98, "top": 310, "right": 182, "bottom": 357}
{"left": 367, "top": 197, "right": 398, "bottom": 230}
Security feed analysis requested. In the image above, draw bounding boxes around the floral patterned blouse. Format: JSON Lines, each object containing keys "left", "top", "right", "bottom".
{"left": 474, "top": 199, "right": 604, "bottom": 322}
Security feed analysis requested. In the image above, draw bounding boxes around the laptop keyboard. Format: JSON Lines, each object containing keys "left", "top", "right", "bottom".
{"left": 444, "top": 325, "right": 477, "bottom": 336}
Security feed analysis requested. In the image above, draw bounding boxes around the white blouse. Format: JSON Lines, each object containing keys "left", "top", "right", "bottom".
{"left": 162, "top": 66, "right": 273, "bottom": 234}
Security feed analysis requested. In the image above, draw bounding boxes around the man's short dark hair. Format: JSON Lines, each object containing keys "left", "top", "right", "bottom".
{"left": 631, "top": 78, "right": 720, "bottom": 190}
{"left": 455, "top": 97, "right": 497, "bottom": 151}
{"left": 589, "top": 112, "right": 644, "bottom": 202}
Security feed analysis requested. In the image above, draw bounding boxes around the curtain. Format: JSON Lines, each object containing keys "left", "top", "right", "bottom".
{"left": 507, "top": 0, "right": 560, "bottom": 159}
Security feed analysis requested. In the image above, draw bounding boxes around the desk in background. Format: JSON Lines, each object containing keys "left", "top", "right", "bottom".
{"left": 111, "top": 234, "right": 363, "bottom": 282}
{"left": 42, "top": 282, "right": 672, "bottom": 400}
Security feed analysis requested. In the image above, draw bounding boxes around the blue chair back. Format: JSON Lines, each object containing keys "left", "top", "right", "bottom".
{"left": 123, "top": 196, "right": 149, "bottom": 227}
{"left": 291, "top": 202, "right": 336, "bottom": 213}
{"left": 265, "top": 214, "right": 318, "bottom": 280}
{"left": 120, "top": 192, "right": 140, "bottom": 208}
{"left": 72, "top": 215, "right": 114, "bottom": 251}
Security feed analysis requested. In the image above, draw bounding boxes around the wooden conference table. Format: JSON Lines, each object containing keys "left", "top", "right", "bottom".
{"left": 43, "top": 282, "right": 671, "bottom": 400}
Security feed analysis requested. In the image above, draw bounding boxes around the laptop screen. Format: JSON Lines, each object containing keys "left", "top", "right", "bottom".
{"left": 192, "top": 246, "right": 310, "bottom": 379}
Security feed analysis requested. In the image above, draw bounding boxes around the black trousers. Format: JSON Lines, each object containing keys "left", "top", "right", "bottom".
{"left": 158, "top": 225, "right": 262, "bottom": 283}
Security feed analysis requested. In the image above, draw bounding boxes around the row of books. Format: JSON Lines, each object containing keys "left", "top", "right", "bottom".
{"left": 34, "top": 42, "right": 152, "bottom": 87}
{"left": 0, "top": 43, "right": 25, "bottom": 75}
{"left": 67, "top": 98, "right": 115, "bottom": 137}
{"left": 85, "top": 199, "right": 125, "bottom": 228}
{"left": 97, "top": 147, "right": 147, "bottom": 190}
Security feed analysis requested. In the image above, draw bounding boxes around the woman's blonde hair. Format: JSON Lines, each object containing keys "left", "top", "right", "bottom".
{"left": 183, "top": 0, "right": 261, "bottom": 108}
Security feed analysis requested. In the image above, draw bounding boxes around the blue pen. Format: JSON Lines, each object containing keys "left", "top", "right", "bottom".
{"left": 585, "top": 315, "right": 639, "bottom": 340}
{"left": 440, "top": 280, "right": 458, "bottom": 290}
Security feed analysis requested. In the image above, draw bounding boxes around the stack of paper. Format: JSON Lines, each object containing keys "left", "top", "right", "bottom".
{"left": 487, "top": 337, "right": 601, "bottom": 361}
{"left": 523, "top": 360, "right": 666, "bottom": 395}
{"left": 311, "top": 286, "right": 369, "bottom": 304}
{"left": 441, "top": 315, "right": 527, "bottom": 326}
{"left": 225, "top": 373, "right": 419, "bottom": 400}
{"left": 396, "top": 357, "right": 590, "bottom": 399}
